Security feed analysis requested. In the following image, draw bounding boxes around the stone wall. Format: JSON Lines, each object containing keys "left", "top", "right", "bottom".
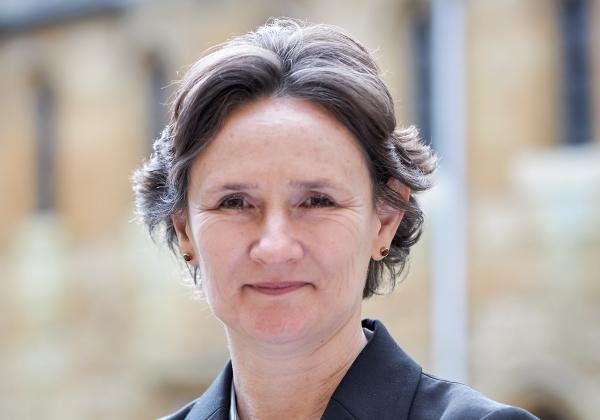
{"left": 1, "top": 1, "right": 598, "bottom": 418}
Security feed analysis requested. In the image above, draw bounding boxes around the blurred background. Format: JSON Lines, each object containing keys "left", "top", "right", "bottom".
{"left": 1, "top": 0, "right": 598, "bottom": 419}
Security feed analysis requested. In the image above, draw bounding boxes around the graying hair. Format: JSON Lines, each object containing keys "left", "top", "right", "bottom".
{"left": 132, "top": 17, "right": 436, "bottom": 298}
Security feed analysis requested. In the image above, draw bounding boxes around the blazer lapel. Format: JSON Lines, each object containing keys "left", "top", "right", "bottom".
{"left": 184, "top": 362, "right": 232, "bottom": 420}
{"left": 321, "top": 319, "right": 422, "bottom": 420}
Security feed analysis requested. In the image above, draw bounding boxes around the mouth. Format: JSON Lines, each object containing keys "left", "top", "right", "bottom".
{"left": 247, "top": 281, "right": 310, "bottom": 296}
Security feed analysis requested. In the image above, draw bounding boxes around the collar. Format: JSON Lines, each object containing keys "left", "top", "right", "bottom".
{"left": 184, "top": 363, "right": 232, "bottom": 420}
{"left": 181, "top": 319, "right": 422, "bottom": 420}
{"left": 321, "top": 319, "right": 422, "bottom": 420}
{"left": 229, "top": 380, "right": 239, "bottom": 420}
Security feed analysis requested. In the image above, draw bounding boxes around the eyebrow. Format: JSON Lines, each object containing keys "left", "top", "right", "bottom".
{"left": 288, "top": 179, "right": 339, "bottom": 190}
{"left": 205, "top": 183, "right": 259, "bottom": 195}
{"left": 204, "top": 179, "right": 343, "bottom": 195}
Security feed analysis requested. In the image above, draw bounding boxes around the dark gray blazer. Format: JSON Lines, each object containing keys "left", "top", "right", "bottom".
{"left": 160, "top": 319, "right": 537, "bottom": 420}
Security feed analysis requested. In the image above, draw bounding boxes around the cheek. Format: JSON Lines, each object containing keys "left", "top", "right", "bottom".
{"left": 191, "top": 217, "right": 247, "bottom": 295}
{"left": 319, "top": 212, "right": 376, "bottom": 255}
{"left": 310, "top": 214, "right": 375, "bottom": 286}
{"left": 328, "top": 253, "right": 363, "bottom": 296}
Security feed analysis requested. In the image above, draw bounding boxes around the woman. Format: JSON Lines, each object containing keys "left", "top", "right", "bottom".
{"left": 133, "top": 18, "right": 536, "bottom": 420}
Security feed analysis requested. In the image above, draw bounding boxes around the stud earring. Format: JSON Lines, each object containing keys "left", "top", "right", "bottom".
{"left": 379, "top": 247, "right": 390, "bottom": 258}
{"left": 182, "top": 253, "right": 198, "bottom": 286}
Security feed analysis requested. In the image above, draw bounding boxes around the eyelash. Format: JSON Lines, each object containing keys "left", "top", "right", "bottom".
{"left": 217, "top": 193, "right": 336, "bottom": 210}
{"left": 218, "top": 194, "right": 250, "bottom": 210}
{"left": 301, "top": 194, "right": 335, "bottom": 208}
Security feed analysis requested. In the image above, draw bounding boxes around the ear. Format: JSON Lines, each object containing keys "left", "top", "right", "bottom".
{"left": 171, "top": 210, "right": 196, "bottom": 264}
{"left": 373, "top": 178, "right": 411, "bottom": 260}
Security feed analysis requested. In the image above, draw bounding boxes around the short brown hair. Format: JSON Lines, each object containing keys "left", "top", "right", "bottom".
{"left": 132, "top": 17, "right": 436, "bottom": 298}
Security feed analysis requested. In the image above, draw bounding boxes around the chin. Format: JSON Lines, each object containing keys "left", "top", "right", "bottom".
{"left": 245, "top": 306, "right": 318, "bottom": 344}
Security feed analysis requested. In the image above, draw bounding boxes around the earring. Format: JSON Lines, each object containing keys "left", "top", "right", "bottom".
{"left": 182, "top": 253, "right": 198, "bottom": 286}
{"left": 379, "top": 246, "right": 390, "bottom": 258}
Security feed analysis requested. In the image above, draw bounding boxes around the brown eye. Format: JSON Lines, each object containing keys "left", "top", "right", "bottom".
{"left": 219, "top": 195, "right": 249, "bottom": 210}
{"left": 302, "top": 194, "right": 335, "bottom": 208}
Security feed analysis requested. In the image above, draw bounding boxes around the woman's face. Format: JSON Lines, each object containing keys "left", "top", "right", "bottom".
{"left": 173, "top": 97, "right": 402, "bottom": 346}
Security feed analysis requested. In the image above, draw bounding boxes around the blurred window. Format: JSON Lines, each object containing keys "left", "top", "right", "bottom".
{"left": 0, "top": 1, "right": 125, "bottom": 34}
{"left": 410, "top": 3, "right": 432, "bottom": 147}
{"left": 529, "top": 408, "right": 570, "bottom": 420}
{"left": 35, "top": 80, "right": 56, "bottom": 212}
{"left": 560, "top": 0, "right": 593, "bottom": 144}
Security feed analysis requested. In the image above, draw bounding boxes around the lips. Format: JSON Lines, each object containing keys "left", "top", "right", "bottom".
{"left": 248, "top": 281, "right": 310, "bottom": 296}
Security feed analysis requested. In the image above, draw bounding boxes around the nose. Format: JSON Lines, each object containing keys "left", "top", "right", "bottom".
{"left": 249, "top": 210, "right": 303, "bottom": 266}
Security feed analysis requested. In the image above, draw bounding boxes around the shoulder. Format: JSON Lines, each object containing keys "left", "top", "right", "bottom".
{"left": 157, "top": 399, "right": 197, "bottom": 420}
{"left": 157, "top": 395, "right": 229, "bottom": 420}
{"left": 410, "top": 372, "right": 538, "bottom": 420}
{"left": 157, "top": 362, "right": 232, "bottom": 420}
{"left": 157, "top": 401, "right": 228, "bottom": 420}
{"left": 325, "top": 320, "right": 537, "bottom": 420}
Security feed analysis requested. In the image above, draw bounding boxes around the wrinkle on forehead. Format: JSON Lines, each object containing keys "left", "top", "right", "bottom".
{"left": 188, "top": 96, "right": 372, "bottom": 200}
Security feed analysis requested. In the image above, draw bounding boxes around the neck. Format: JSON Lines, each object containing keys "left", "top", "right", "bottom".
{"left": 227, "top": 314, "right": 368, "bottom": 420}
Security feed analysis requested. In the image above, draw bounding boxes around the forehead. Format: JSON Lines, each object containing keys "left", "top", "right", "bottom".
{"left": 189, "top": 97, "right": 372, "bottom": 188}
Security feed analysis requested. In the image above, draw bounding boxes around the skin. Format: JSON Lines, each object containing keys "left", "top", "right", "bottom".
{"left": 172, "top": 97, "right": 409, "bottom": 419}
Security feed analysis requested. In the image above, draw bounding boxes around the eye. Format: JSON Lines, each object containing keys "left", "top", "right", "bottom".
{"left": 218, "top": 194, "right": 250, "bottom": 210}
{"left": 301, "top": 194, "right": 336, "bottom": 208}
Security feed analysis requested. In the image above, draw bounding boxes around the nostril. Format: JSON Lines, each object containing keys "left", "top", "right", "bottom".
{"left": 249, "top": 234, "right": 303, "bottom": 265}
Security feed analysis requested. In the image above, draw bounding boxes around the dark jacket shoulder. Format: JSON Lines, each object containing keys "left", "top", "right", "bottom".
{"left": 411, "top": 372, "right": 536, "bottom": 419}
{"left": 323, "top": 319, "right": 537, "bottom": 420}
{"left": 158, "top": 363, "right": 231, "bottom": 420}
